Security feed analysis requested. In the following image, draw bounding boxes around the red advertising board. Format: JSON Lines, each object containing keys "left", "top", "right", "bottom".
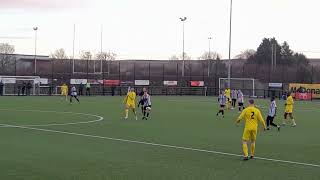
{"left": 190, "top": 81, "right": 204, "bottom": 87}
{"left": 295, "top": 92, "right": 312, "bottom": 100}
{"left": 103, "top": 80, "right": 120, "bottom": 86}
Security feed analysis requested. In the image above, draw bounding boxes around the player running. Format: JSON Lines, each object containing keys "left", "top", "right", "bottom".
{"left": 225, "top": 88, "right": 231, "bottom": 109}
{"left": 236, "top": 99, "right": 266, "bottom": 161}
{"left": 231, "top": 89, "right": 237, "bottom": 109}
{"left": 266, "top": 97, "right": 280, "bottom": 131}
{"left": 216, "top": 91, "right": 227, "bottom": 118}
{"left": 123, "top": 87, "right": 138, "bottom": 120}
{"left": 61, "top": 83, "right": 68, "bottom": 101}
{"left": 142, "top": 91, "right": 152, "bottom": 120}
{"left": 70, "top": 86, "right": 80, "bottom": 104}
{"left": 237, "top": 90, "right": 245, "bottom": 113}
{"left": 283, "top": 92, "right": 296, "bottom": 127}
{"left": 138, "top": 88, "right": 147, "bottom": 114}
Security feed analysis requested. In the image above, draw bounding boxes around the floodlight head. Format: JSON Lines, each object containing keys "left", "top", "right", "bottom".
{"left": 33, "top": 27, "right": 38, "bottom": 31}
{"left": 180, "top": 17, "right": 187, "bottom": 21}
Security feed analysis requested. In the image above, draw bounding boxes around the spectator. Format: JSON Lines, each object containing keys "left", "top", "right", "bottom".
{"left": 17, "top": 82, "right": 22, "bottom": 96}
{"left": 22, "top": 82, "right": 26, "bottom": 95}
{"left": 86, "top": 82, "right": 91, "bottom": 96}
{"left": 111, "top": 86, "right": 115, "bottom": 96}
{"left": 79, "top": 82, "right": 84, "bottom": 96}
{"left": 26, "top": 82, "right": 32, "bottom": 96}
{"left": 0, "top": 81, "right": 4, "bottom": 96}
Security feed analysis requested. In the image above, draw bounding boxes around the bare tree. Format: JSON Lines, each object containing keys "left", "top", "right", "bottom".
{"left": 168, "top": 53, "right": 192, "bottom": 60}
{"left": 198, "top": 51, "right": 222, "bottom": 60}
{"left": 235, "top": 49, "right": 256, "bottom": 59}
{"left": 0, "top": 43, "right": 16, "bottom": 73}
{"left": 80, "top": 51, "right": 92, "bottom": 60}
{"left": 50, "top": 48, "right": 69, "bottom": 59}
{"left": 169, "top": 55, "right": 179, "bottom": 60}
{"left": 95, "top": 51, "right": 117, "bottom": 61}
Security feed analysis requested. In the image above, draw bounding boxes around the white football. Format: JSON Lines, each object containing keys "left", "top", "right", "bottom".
{"left": 146, "top": 107, "right": 152, "bottom": 110}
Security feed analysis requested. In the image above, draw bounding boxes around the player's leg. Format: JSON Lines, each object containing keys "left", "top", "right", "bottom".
{"left": 146, "top": 106, "right": 151, "bottom": 119}
{"left": 266, "top": 116, "right": 271, "bottom": 130}
{"left": 124, "top": 104, "right": 129, "bottom": 119}
{"left": 250, "top": 130, "right": 257, "bottom": 158}
{"left": 74, "top": 95, "right": 80, "bottom": 103}
{"left": 282, "top": 112, "right": 288, "bottom": 125}
{"left": 269, "top": 116, "right": 280, "bottom": 131}
{"left": 132, "top": 108, "right": 138, "bottom": 120}
{"left": 242, "top": 130, "right": 250, "bottom": 160}
{"left": 289, "top": 113, "right": 296, "bottom": 127}
{"left": 69, "top": 95, "right": 73, "bottom": 103}
{"left": 142, "top": 106, "right": 147, "bottom": 120}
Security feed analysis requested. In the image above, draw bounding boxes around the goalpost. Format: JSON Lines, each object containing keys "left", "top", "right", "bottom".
{"left": 0, "top": 76, "right": 40, "bottom": 95}
{"left": 219, "top": 78, "right": 256, "bottom": 97}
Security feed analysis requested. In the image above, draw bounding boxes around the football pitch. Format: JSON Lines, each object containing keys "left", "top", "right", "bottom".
{"left": 0, "top": 96, "right": 319, "bottom": 180}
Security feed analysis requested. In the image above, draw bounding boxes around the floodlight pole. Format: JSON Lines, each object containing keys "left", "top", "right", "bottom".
{"left": 180, "top": 17, "right": 187, "bottom": 76}
{"left": 227, "top": 0, "right": 233, "bottom": 88}
{"left": 72, "top": 24, "right": 76, "bottom": 74}
{"left": 33, "top": 27, "right": 38, "bottom": 75}
{"left": 208, "top": 37, "right": 213, "bottom": 59}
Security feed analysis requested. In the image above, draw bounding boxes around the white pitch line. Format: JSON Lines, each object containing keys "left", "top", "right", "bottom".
{"left": 0, "top": 109, "right": 104, "bottom": 127}
{"left": 1, "top": 124, "right": 319, "bottom": 168}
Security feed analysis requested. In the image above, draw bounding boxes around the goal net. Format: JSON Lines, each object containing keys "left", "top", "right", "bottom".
{"left": 219, "top": 78, "right": 256, "bottom": 97}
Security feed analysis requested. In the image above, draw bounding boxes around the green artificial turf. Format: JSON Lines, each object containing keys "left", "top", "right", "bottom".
{"left": 0, "top": 96, "right": 319, "bottom": 180}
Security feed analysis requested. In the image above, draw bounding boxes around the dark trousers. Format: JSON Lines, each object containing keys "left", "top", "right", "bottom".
{"left": 231, "top": 99, "right": 236, "bottom": 107}
{"left": 266, "top": 116, "right": 278, "bottom": 127}
{"left": 79, "top": 89, "right": 83, "bottom": 96}
{"left": 86, "top": 88, "right": 91, "bottom": 96}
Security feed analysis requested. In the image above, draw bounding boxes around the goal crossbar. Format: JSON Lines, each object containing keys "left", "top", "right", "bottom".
{"left": 219, "top": 78, "right": 256, "bottom": 97}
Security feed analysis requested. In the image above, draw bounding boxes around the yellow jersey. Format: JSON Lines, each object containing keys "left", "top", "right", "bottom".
{"left": 285, "top": 95, "right": 294, "bottom": 113}
{"left": 61, "top": 85, "right": 68, "bottom": 93}
{"left": 225, "top": 89, "right": 231, "bottom": 99}
{"left": 124, "top": 92, "right": 136, "bottom": 105}
{"left": 237, "top": 106, "right": 266, "bottom": 131}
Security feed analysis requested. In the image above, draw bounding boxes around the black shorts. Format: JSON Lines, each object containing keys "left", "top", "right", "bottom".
{"left": 220, "top": 105, "right": 225, "bottom": 108}
{"left": 232, "top": 98, "right": 237, "bottom": 101}
{"left": 238, "top": 102, "right": 244, "bottom": 106}
{"left": 267, "top": 116, "right": 275, "bottom": 121}
{"left": 284, "top": 112, "right": 292, "bottom": 119}
{"left": 144, "top": 105, "right": 152, "bottom": 110}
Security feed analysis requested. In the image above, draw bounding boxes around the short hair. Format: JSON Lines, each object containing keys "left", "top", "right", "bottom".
{"left": 248, "top": 99, "right": 254, "bottom": 104}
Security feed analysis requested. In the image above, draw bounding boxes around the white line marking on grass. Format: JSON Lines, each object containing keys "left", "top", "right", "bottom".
{"left": 0, "top": 109, "right": 104, "bottom": 127}
{"left": 1, "top": 124, "right": 319, "bottom": 168}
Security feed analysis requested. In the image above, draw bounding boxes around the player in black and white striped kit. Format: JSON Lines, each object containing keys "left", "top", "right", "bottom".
{"left": 216, "top": 91, "right": 227, "bottom": 118}
{"left": 142, "top": 91, "right": 152, "bottom": 120}
{"left": 70, "top": 86, "right": 80, "bottom": 103}
{"left": 266, "top": 97, "right": 280, "bottom": 131}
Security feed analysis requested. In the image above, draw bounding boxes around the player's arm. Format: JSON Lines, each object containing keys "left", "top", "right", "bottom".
{"left": 123, "top": 94, "right": 129, "bottom": 104}
{"left": 236, "top": 109, "right": 246, "bottom": 124}
{"left": 257, "top": 110, "right": 267, "bottom": 130}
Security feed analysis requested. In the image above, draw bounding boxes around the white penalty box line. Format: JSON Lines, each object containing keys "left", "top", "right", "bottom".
{"left": 1, "top": 124, "right": 319, "bottom": 168}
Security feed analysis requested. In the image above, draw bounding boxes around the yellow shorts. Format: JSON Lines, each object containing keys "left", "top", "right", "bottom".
{"left": 242, "top": 129, "right": 257, "bottom": 141}
{"left": 285, "top": 107, "right": 293, "bottom": 113}
{"left": 126, "top": 103, "right": 135, "bottom": 109}
{"left": 61, "top": 91, "right": 67, "bottom": 96}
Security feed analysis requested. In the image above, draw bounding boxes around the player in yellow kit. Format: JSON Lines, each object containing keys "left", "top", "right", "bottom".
{"left": 236, "top": 99, "right": 266, "bottom": 161}
{"left": 225, "top": 88, "right": 231, "bottom": 109}
{"left": 61, "top": 83, "right": 68, "bottom": 101}
{"left": 123, "top": 87, "right": 138, "bottom": 120}
{"left": 283, "top": 92, "right": 296, "bottom": 127}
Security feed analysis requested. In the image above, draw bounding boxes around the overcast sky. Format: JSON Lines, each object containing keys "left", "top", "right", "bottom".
{"left": 1, "top": 0, "right": 320, "bottom": 59}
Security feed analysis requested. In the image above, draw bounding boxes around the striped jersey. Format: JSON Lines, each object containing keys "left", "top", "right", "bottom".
{"left": 231, "top": 90, "right": 237, "bottom": 99}
{"left": 268, "top": 100, "right": 277, "bottom": 117}
{"left": 218, "top": 94, "right": 227, "bottom": 105}
{"left": 238, "top": 91, "right": 244, "bottom": 103}
{"left": 142, "top": 94, "right": 152, "bottom": 106}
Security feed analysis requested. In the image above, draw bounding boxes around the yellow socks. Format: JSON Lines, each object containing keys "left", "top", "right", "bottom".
{"left": 125, "top": 109, "right": 129, "bottom": 118}
{"left": 250, "top": 142, "right": 256, "bottom": 157}
{"left": 242, "top": 143, "right": 248, "bottom": 157}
